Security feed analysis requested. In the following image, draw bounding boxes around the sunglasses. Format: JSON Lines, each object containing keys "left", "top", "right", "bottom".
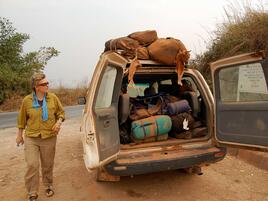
{"left": 38, "top": 82, "right": 49, "bottom": 87}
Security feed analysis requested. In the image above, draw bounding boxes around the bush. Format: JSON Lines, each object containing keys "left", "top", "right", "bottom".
{"left": 191, "top": 4, "right": 268, "bottom": 86}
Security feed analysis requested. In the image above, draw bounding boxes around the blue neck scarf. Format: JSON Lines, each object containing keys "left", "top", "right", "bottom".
{"left": 32, "top": 92, "right": 48, "bottom": 121}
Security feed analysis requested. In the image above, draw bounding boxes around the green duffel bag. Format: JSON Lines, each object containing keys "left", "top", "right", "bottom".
{"left": 131, "top": 115, "right": 172, "bottom": 143}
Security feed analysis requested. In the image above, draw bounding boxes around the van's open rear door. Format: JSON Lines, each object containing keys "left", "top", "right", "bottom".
{"left": 211, "top": 51, "right": 268, "bottom": 151}
{"left": 82, "top": 52, "right": 128, "bottom": 170}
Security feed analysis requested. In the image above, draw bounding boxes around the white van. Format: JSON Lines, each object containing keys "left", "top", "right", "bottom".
{"left": 80, "top": 51, "right": 268, "bottom": 181}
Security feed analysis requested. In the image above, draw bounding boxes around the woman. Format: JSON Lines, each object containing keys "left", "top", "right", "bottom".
{"left": 16, "top": 73, "right": 65, "bottom": 201}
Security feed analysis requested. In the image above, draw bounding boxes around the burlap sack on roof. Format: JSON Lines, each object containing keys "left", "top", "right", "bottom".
{"left": 136, "top": 47, "right": 150, "bottom": 60}
{"left": 148, "top": 38, "right": 190, "bottom": 85}
{"left": 128, "top": 30, "right": 158, "bottom": 46}
{"left": 103, "top": 32, "right": 190, "bottom": 86}
{"left": 148, "top": 37, "right": 189, "bottom": 65}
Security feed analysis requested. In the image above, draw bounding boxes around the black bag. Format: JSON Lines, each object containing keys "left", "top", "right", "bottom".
{"left": 170, "top": 112, "right": 195, "bottom": 136}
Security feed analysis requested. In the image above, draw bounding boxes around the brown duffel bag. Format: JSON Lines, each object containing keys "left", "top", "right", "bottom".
{"left": 104, "top": 36, "right": 140, "bottom": 58}
{"left": 104, "top": 37, "right": 150, "bottom": 60}
{"left": 148, "top": 38, "right": 190, "bottom": 85}
{"left": 128, "top": 30, "right": 158, "bottom": 46}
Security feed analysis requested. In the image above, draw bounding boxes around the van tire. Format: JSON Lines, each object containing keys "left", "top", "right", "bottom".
{"left": 183, "top": 166, "right": 203, "bottom": 175}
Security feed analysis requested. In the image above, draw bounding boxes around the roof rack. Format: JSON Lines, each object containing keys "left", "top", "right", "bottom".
{"left": 126, "top": 59, "right": 176, "bottom": 68}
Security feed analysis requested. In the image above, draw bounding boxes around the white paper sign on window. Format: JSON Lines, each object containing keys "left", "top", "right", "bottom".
{"left": 238, "top": 64, "right": 268, "bottom": 94}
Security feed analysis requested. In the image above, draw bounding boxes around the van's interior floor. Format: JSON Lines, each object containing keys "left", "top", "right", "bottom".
{"left": 120, "top": 131, "right": 209, "bottom": 150}
{"left": 117, "top": 145, "right": 220, "bottom": 164}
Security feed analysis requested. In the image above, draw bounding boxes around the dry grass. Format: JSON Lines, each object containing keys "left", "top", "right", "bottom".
{"left": 0, "top": 94, "right": 23, "bottom": 112}
{"left": 0, "top": 86, "right": 87, "bottom": 112}
{"left": 50, "top": 86, "right": 87, "bottom": 106}
{"left": 191, "top": 2, "right": 268, "bottom": 86}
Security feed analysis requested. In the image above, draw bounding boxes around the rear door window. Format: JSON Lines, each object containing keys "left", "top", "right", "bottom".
{"left": 219, "top": 63, "right": 268, "bottom": 102}
{"left": 95, "top": 66, "right": 117, "bottom": 108}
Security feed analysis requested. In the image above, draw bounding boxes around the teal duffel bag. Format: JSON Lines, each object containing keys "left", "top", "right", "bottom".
{"left": 131, "top": 115, "right": 172, "bottom": 143}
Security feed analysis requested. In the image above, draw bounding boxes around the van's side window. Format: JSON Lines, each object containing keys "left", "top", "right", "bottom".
{"left": 95, "top": 66, "right": 117, "bottom": 108}
{"left": 219, "top": 62, "right": 268, "bottom": 102}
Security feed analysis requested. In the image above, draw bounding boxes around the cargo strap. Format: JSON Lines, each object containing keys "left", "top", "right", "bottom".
{"left": 128, "top": 55, "right": 141, "bottom": 85}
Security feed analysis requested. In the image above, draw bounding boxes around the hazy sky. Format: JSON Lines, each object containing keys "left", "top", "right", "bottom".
{"left": 0, "top": 0, "right": 266, "bottom": 87}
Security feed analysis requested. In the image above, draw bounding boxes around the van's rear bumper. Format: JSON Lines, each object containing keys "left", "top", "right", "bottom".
{"left": 104, "top": 146, "right": 226, "bottom": 176}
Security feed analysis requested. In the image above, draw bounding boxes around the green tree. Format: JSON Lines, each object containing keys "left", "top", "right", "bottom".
{"left": 0, "top": 17, "right": 59, "bottom": 103}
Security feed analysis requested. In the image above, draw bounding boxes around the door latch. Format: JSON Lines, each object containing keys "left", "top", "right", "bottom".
{"left": 86, "top": 133, "right": 95, "bottom": 144}
{"left": 104, "top": 120, "right": 110, "bottom": 128}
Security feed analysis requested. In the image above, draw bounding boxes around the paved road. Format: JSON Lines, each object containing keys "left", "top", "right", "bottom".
{"left": 0, "top": 105, "right": 84, "bottom": 129}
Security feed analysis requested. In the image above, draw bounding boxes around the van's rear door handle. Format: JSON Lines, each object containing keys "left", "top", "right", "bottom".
{"left": 99, "top": 113, "right": 111, "bottom": 118}
{"left": 103, "top": 120, "right": 110, "bottom": 128}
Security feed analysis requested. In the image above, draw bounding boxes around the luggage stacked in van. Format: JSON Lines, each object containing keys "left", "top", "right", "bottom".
{"left": 105, "top": 31, "right": 206, "bottom": 144}
{"left": 128, "top": 93, "right": 171, "bottom": 143}
{"left": 126, "top": 92, "right": 202, "bottom": 143}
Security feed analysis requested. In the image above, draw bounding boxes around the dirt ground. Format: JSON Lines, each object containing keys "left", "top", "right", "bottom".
{"left": 0, "top": 118, "right": 268, "bottom": 201}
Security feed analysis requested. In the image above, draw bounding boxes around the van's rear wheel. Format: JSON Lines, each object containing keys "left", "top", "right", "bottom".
{"left": 183, "top": 166, "right": 203, "bottom": 175}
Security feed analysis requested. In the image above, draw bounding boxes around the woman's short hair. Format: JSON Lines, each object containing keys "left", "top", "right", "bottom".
{"left": 31, "top": 72, "right": 46, "bottom": 90}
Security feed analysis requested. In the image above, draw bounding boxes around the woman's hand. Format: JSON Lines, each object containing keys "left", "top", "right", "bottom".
{"left": 52, "top": 118, "right": 63, "bottom": 134}
{"left": 16, "top": 136, "right": 24, "bottom": 146}
{"left": 16, "top": 129, "right": 24, "bottom": 146}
